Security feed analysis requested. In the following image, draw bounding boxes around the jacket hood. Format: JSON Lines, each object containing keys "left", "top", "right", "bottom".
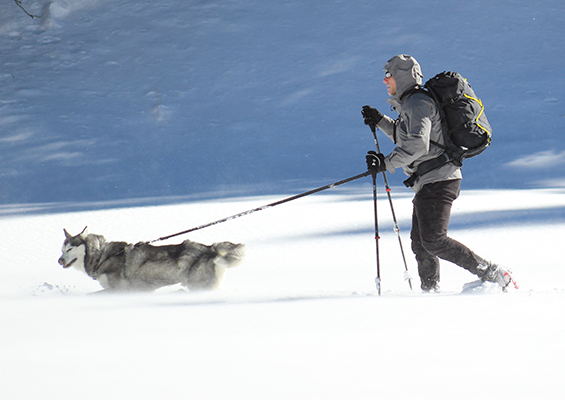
{"left": 384, "top": 54, "right": 423, "bottom": 104}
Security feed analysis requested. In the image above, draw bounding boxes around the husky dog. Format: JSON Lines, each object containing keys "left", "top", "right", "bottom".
{"left": 58, "top": 227, "right": 245, "bottom": 292}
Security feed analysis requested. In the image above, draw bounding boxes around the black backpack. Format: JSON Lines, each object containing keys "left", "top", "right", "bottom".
{"left": 424, "top": 71, "right": 492, "bottom": 166}
{"left": 402, "top": 71, "right": 492, "bottom": 187}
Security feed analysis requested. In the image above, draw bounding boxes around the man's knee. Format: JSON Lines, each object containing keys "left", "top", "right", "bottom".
{"left": 421, "top": 236, "right": 450, "bottom": 256}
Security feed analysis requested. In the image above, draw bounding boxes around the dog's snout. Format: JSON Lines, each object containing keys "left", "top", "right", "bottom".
{"left": 58, "top": 256, "right": 65, "bottom": 265}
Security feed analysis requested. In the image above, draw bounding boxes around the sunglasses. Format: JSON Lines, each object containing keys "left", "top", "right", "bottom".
{"left": 385, "top": 71, "right": 392, "bottom": 79}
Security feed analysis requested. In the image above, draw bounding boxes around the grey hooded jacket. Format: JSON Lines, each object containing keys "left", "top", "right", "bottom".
{"left": 376, "top": 55, "right": 461, "bottom": 193}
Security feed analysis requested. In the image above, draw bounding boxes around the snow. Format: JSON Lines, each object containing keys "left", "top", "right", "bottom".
{"left": 2, "top": 190, "right": 565, "bottom": 399}
{"left": 1, "top": 0, "right": 565, "bottom": 399}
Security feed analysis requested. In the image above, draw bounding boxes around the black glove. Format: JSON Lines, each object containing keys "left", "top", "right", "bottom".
{"left": 366, "top": 151, "right": 386, "bottom": 173}
{"left": 361, "top": 105, "right": 383, "bottom": 128}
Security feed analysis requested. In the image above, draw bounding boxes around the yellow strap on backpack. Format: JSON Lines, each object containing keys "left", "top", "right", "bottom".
{"left": 463, "top": 93, "right": 491, "bottom": 138}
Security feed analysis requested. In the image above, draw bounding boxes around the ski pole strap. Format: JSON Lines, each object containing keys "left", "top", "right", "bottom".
{"left": 403, "top": 152, "right": 452, "bottom": 187}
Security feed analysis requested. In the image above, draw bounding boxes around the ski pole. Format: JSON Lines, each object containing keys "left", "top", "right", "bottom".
{"left": 152, "top": 171, "right": 372, "bottom": 243}
{"left": 369, "top": 124, "right": 413, "bottom": 290}
{"left": 372, "top": 172, "right": 381, "bottom": 295}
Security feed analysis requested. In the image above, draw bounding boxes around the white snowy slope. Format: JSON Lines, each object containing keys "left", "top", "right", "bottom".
{"left": 0, "top": 0, "right": 564, "bottom": 399}
{"left": 1, "top": 188, "right": 564, "bottom": 399}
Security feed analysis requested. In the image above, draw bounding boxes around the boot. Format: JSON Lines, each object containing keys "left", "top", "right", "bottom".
{"left": 421, "top": 279, "right": 440, "bottom": 293}
{"left": 477, "top": 262, "right": 518, "bottom": 290}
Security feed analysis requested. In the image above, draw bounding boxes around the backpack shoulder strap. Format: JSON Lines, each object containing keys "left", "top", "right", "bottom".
{"left": 399, "top": 85, "right": 428, "bottom": 102}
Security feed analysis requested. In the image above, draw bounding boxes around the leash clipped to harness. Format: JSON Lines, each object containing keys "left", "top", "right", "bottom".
{"left": 151, "top": 171, "right": 372, "bottom": 244}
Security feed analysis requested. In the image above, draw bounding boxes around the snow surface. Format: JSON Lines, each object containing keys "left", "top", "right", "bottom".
{"left": 2, "top": 189, "right": 565, "bottom": 399}
{"left": 1, "top": 1, "right": 565, "bottom": 399}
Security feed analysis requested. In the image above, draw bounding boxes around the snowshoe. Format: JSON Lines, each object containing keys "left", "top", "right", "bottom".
{"left": 478, "top": 262, "right": 519, "bottom": 291}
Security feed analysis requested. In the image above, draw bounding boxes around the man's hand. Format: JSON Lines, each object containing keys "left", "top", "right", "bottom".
{"left": 361, "top": 105, "right": 383, "bottom": 128}
{"left": 366, "top": 151, "right": 386, "bottom": 173}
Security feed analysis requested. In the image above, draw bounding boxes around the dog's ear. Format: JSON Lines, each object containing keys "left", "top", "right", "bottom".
{"left": 79, "top": 226, "right": 89, "bottom": 238}
{"left": 64, "top": 229, "right": 72, "bottom": 239}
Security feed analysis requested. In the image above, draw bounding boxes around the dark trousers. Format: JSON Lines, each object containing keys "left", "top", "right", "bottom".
{"left": 410, "top": 179, "right": 485, "bottom": 288}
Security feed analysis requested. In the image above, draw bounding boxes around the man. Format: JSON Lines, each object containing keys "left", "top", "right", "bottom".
{"left": 362, "top": 54, "right": 513, "bottom": 292}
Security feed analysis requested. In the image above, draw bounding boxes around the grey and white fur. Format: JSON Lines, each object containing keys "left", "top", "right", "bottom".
{"left": 58, "top": 227, "right": 245, "bottom": 291}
